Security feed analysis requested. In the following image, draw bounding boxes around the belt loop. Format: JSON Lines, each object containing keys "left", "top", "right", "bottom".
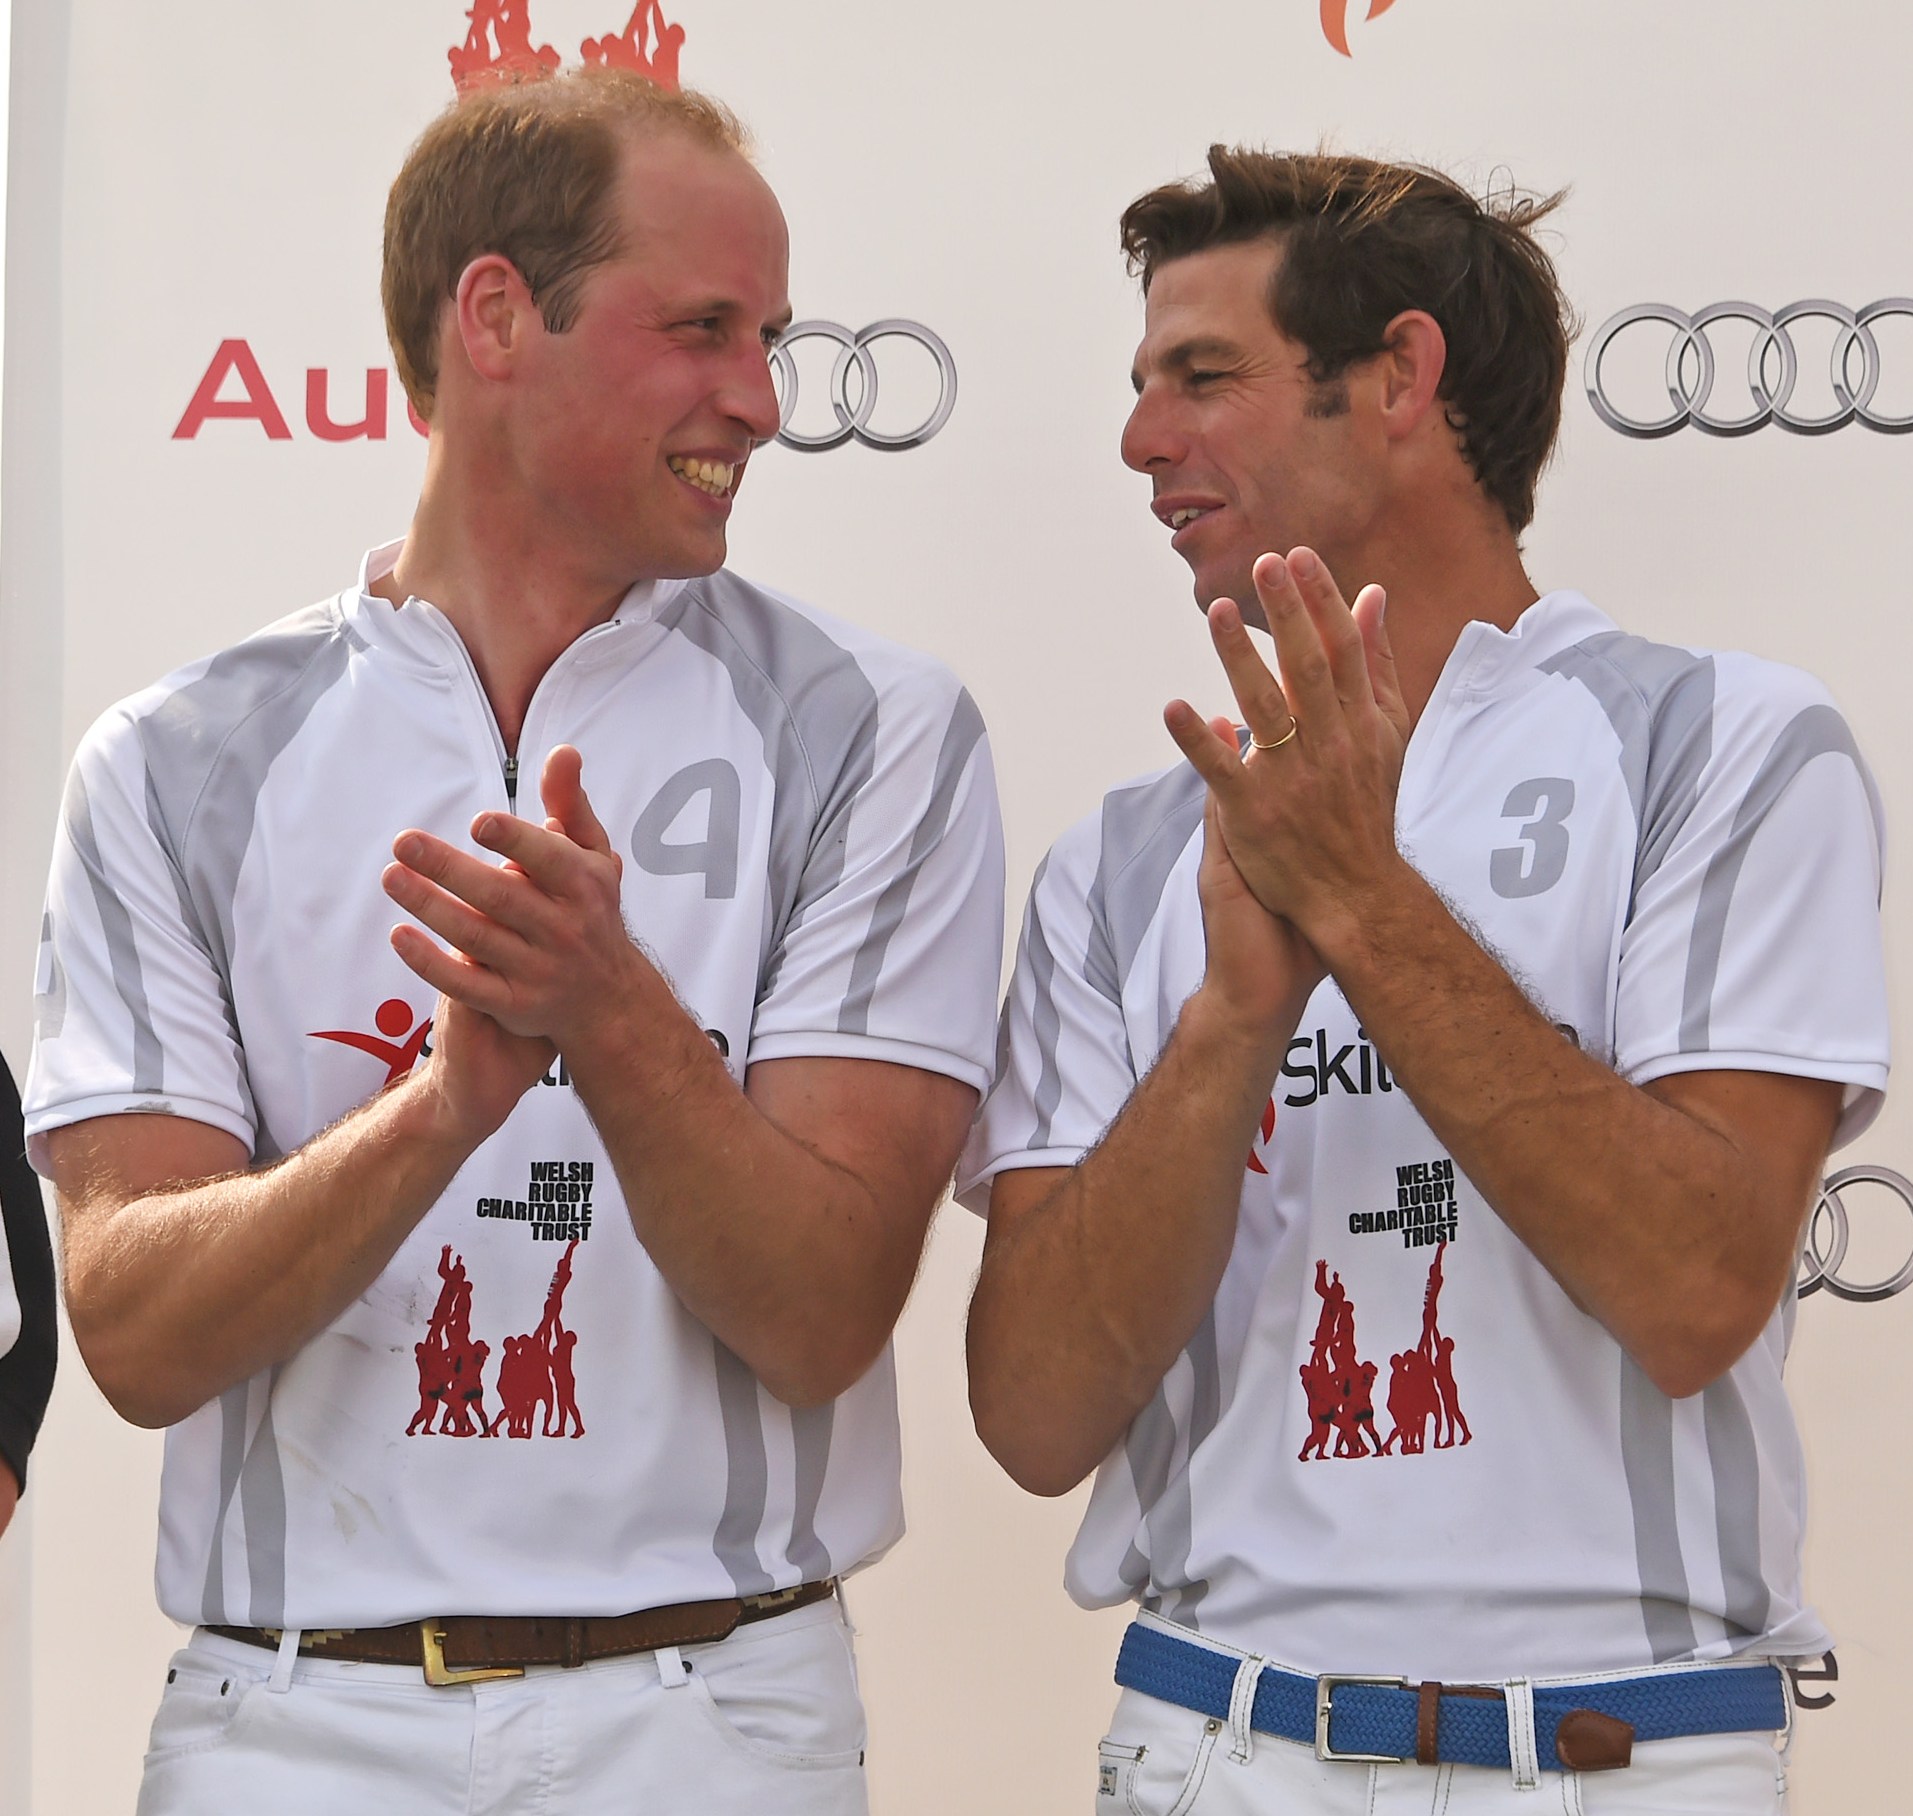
{"left": 268, "top": 1628, "right": 301, "bottom": 1695}
{"left": 1227, "top": 1654, "right": 1267, "bottom": 1765}
{"left": 1505, "top": 1678, "right": 1540, "bottom": 1791}
{"left": 1416, "top": 1681, "right": 1442, "bottom": 1765}
{"left": 656, "top": 1644, "right": 688, "bottom": 1689}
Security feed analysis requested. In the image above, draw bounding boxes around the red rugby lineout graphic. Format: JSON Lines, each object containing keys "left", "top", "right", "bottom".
{"left": 451, "top": 0, "right": 688, "bottom": 96}
{"left": 310, "top": 998, "right": 434, "bottom": 1086}
{"left": 1321, "top": 0, "right": 1398, "bottom": 56}
{"left": 409, "top": 1245, "right": 493, "bottom": 1436}
{"left": 1301, "top": 1244, "right": 1468, "bottom": 1460}
{"left": 490, "top": 1240, "right": 585, "bottom": 1438}
{"left": 1298, "top": 1260, "right": 1381, "bottom": 1459}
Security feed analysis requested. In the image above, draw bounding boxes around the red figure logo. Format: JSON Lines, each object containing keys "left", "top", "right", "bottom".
{"left": 451, "top": 0, "right": 687, "bottom": 95}
{"left": 407, "top": 1242, "right": 587, "bottom": 1440}
{"left": 408, "top": 1246, "right": 494, "bottom": 1436}
{"left": 490, "top": 1241, "right": 586, "bottom": 1438}
{"left": 1320, "top": 0, "right": 1399, "bottom": 56}
{"left": 1301, "top": 1244, "right": 1469, "bottom": 1460}
{"left": 1298, "top": 1260, "right": 1381, "bottom": 1459}
{"left": 310, "top": 998, "right": 433, "bottom": 1086}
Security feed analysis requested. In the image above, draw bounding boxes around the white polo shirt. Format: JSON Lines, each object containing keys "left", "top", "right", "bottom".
{"left": 960, "top": 591, "right": 1888, "bottom": 1682}
{"left": 29, "top": 542, "right": 1005, "bottom": 1631}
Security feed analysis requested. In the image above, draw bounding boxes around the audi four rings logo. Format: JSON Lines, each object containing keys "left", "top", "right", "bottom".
{"left": 1585, "top": 301, "right": 1913, "bottom": 438}
{"left": 1797, "top": 1165, "right": 1913, "bottom": 1303}
{"left": 770, "top": 320, "right": 958, "bottom": 452}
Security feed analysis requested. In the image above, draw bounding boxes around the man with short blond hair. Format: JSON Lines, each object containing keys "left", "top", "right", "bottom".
{"left": 30, "top": 68, "right": 1001, "bottom": 1813}
{"left": 964, "top": 147, "right": 1886, "bottom": 1813}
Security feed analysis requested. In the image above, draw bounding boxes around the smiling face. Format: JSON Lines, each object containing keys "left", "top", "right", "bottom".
{"left": 1122, "top": 238, "right": 1380, "bottom": 615}
{"left": 505, "top": 131, "right": 791, "bottom": 583}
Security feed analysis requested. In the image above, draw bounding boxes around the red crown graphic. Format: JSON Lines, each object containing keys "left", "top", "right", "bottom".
{"left": 451, "top": 0, "right": 686, "bottom": 95}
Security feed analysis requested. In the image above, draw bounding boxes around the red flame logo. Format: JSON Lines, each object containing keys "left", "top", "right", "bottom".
{"left": 1246, "top": 1095, "right": 1279, "bottom": 1175}
{"left": 451, "top": 1, "right": 686, "bottom": 95}
{"left": 1320, "top": 0, "right": 1398, "bottom": 56}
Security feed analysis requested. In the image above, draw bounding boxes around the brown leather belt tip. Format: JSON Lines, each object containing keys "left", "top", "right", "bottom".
{"left": 1408, "top": 1680, "right": 1632, "bottom": 1773}
{"left": 208, "top": 1578, "right": 837, "bottom": 1686}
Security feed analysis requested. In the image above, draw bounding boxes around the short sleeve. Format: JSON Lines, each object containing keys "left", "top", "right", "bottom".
{"left": 746, "top": 676, "right": 1006, "bottom": 1096}
{"left": 955, "top": 812, "right": 1143, "bottom": 1213}
{"left": 1613, "top": 663, "right": 1889, "bottom": 1150}
{"left": 24, "top": 706, "right": 258, "bottom": 1171}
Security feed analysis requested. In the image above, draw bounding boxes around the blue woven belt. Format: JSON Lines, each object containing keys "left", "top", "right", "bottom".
{"left": 1115, "top": 1621, "right": 1786, "bottom": 1771}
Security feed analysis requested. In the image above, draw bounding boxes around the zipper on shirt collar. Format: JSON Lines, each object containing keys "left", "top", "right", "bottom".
{"left": 503, "top": 754, "right": 519, "bottom": 811}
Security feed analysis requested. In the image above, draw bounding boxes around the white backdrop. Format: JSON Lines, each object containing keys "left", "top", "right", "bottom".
{"left": 3, "top": 0, "right": 1912, "bottom": 1810}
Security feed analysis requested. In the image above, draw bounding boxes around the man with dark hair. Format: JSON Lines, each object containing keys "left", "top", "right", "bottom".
{"left": 28, "top": 67, "right": 1001, "bottom": 1814}
{"left": 964, "top": 147, "right": 1886, "bottom": 1812}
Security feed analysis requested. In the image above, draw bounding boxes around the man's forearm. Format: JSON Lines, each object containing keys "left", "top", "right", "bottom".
{"left": 566, "top": 962, "right": 963, "bottom": 1407}
{"left": 1315, "top": 863, "right": 1825, "bottom": 1390}
{"left": 56, "top": 1077, "right": 484, "bottom": 1427}
{"left": 968, "top": 988, "right": 1290, "bottom": 1495}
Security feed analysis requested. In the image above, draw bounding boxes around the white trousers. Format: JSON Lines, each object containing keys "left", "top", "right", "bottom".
{"left": 135, "top": 1597, "right": 869, "bottom": 1816}
{"left": 1097, "top": 1683, "right": 1791, "bottom": 1815}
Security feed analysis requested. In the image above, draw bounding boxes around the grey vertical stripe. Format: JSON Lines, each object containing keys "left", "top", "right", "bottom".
{"left": 1019, "top": 855, "right": 1070, "bottom": 1150}
{"left": 710, "top": 1337, "right": 775, "bottom": 1596}
{"left": 62, "top": 769, "right": 164, "bottom": 1092}
{"left": 1083, "top": 762, "right": 1218, "bottom": 1614}
{"left": 136, "top": 613, "right": 350, "bottom": 1161}
{"left": 238, "top": 1371, "right": 290, "bottom": 1626}
{"left": 199, "top": 1382, "right": 251, "bottom": 1624}
{"left": 1680, "top": 705, "right": 1875, "bottom": 1051}
{"left": 143, "top": 763, "right": 254, "bottom": 1138}
{"left": 786, "top": 1400, "right": 835, "bottom": 1581}
{"left": 134, "top": 606, "right": 349, "bottom": 999}
{"left": 662, "top": 576, "right": 880, "bottom": 998}
{"left": 36, "top": 910, "right": 66, "bottom": 1040}
{"left": 669, "top": 581, "right": 886, "bottom": 1573}
{"left": 1153, "top": 1309, "right": 1222, "bottom": 1625}
{"left": 1702, "top": 1375, "right": 1771, "bottom": 1641}
{"left": 1118, "top": 1389, "right": 1180, "bottom": 1593}
{"left": 1088, "top": 763, "right": 1208, "bottom": 1000}
{"left": 1617, "top": 1354, "right": 1699, "bottom": 1661}
{"left": 838, "top": 689, "right": 986, "bottom": 1034}
{"left": 1540, "top": 635, "right": 1717, "bottom": 908}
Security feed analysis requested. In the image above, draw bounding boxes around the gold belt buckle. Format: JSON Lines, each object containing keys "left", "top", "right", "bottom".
{"left": 419, "top": 1621, "right": 527, "bottom": 1687}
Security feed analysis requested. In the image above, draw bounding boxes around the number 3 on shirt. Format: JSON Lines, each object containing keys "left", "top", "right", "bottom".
{"left": 1489, "top": 776, "right": 1575, "bottom": 898}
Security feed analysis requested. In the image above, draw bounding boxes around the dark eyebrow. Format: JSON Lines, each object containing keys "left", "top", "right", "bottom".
{"left": 1131, "top": 335, "right": 1246, "bottom": 393}
{"left": 675, "top": 297, "right": 792, "bottom": 332}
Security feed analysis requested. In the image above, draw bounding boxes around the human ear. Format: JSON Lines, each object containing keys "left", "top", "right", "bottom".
{"left": 1375, "top": 310, "right": 1447, "bottom": 441}
{"left": 452, "top": 254, "right": 536, "bottom": 387}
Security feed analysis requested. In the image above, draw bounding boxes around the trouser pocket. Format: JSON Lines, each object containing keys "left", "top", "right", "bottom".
{"left": 1098, "top": 1738, "right": 1145, "bottom": 1806}
{"left": 1098, "top": 1714, "right": 1222, "bottom": 1816}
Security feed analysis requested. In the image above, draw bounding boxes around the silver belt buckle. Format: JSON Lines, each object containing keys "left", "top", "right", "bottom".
{"left": 1315, "top": 1673, "right": 1411, "bottom": 1762}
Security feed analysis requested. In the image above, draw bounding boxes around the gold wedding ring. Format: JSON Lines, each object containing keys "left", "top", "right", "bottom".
{"left": 1249, "top": 720, "right": 1299, "bottom": 752}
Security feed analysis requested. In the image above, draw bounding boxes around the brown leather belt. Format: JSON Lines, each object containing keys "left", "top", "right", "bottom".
{"left": 207, "top": 1578, "right": 837, "bottom": 1686}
